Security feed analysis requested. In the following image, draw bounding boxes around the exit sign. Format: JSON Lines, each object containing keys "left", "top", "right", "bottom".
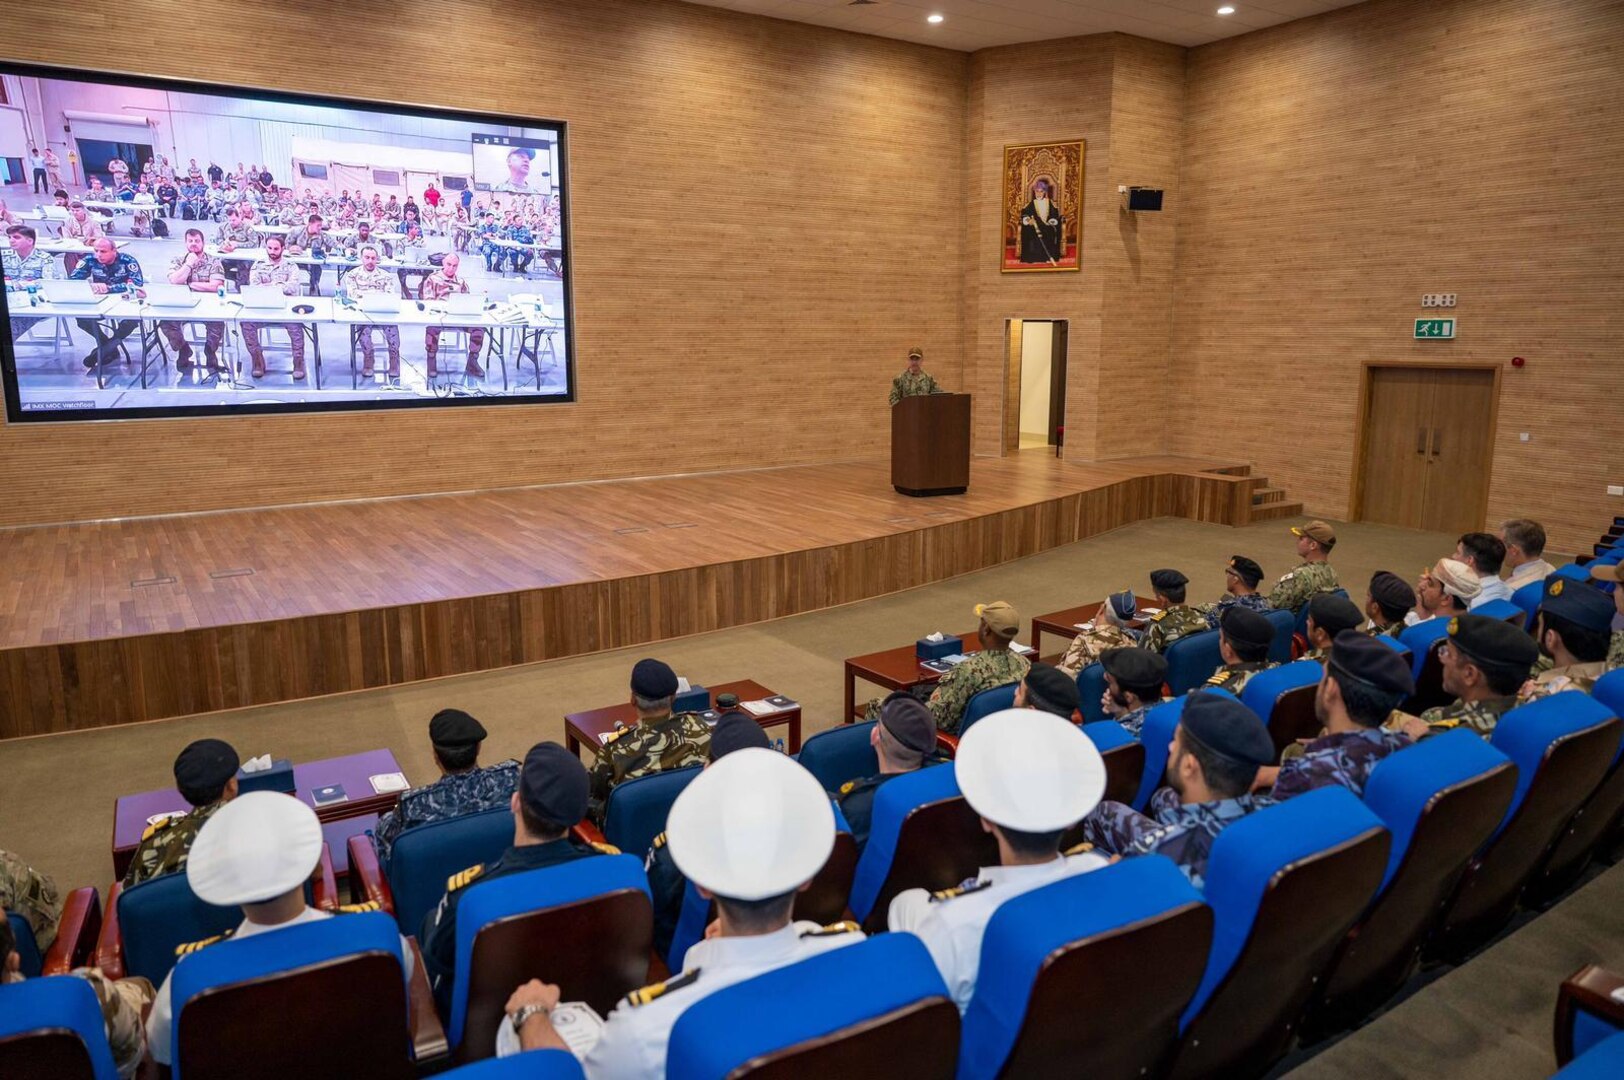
{"left": 1415, "top": 318, "right": 1456, "bottom": 339}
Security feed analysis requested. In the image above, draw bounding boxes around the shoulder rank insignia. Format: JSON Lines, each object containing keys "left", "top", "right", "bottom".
{"left": 589, "top": 841, "right": 621, "bottom": 856}
{"left": 335, "top": 900, "right": 381, "bottom": 914}
{"left": 602, "top": 726, "right": 632, "bottom": 746}
{"left": 140, "top": 812, "right": 184, "bottom": 841}
{"left": 446, "top": 863, "right": 485, "bottom": 892}
{"left": 1063, "top": 842, "right": 1094, "bottom": 857}
{"left": 930, "top": 878, "right": 991, "bottom": 903}
{"left": 651, "top": 832, "right": 667, "bottom": 850}
{"left": 839, "top": 780, "right": 856, "bottom": 796}
{"left": 1150, "top": 610, "right": 1170, "bottom": 622}
{"left": 1205, "top": 671, "right": 1231, "bottom": 687}
{"left": 800, "top": 920, "right": 860, "bottom": 938}
{"left": 625, "top": 967, "right": 702, "bottom": 1007}
{"left": 175, "top": 929, "right": 233, "bottom": 957}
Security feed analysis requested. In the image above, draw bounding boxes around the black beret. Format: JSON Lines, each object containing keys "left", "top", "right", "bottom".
{"left": 174, "top": 739, "right": 240, "bottom": 793}
{"left": 1369, "top": 571, "right": 1416, "bottom": 612}
{"left": 519, "top": 742, "right": 589, "bottom": 828}
{"left": 879, "top": 692, "right": 938, "bottom": 755}
{"left": 710, "top": 713, "right": 770, "bottom": 760}
{"left": 1024, "top": 662, "right": 1080, "bottom": 716}
{"left": 1307, "top": 593, "right": 1365, "bottom": 638}
{"left": 630, "top": 658, "right": 679, "bottom": 699}
{"left": 1220, "top": 605, "right": 1275, "bottom": 648}
{"left": 428, "top": 708, "right": 486, "bottom": 748}
{"left": 1327, "top": 630, "right": 1415, "bottom": 698}
{"left": 1180, "top": 692, "right": 1274, "bottom": 766}
{"left": 1446, "top": 613, "right": 1539, "bottom": 673}
{"left": 1150, "top": 568, "right": 1189, "bottom": 592}
{"left": 1100, "top": 646, "right": 1168, "bottom": 690}
{"left": 1540, "top": 577, "right": 1615, "bottom": 633}
{"left": 1226, "top": 556, "right": 1263, "bottom": 588}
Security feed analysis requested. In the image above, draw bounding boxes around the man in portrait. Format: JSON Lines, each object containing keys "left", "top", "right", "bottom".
{"left": 1018, "top": 178, "right": 1063, "bottom": 265}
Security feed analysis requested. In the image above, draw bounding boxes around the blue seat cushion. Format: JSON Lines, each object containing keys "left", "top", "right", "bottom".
{"left": 848, "top": 763, "right": 962, "bottom": 921}
{"left": 0, "top": 975, "right": 120, "bottom": 1080}
{"left": 1362, "top": 729, "right": 1511, "bottom": 888}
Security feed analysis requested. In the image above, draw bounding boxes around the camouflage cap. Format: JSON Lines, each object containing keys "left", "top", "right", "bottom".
{"left": 975, "top": 601, "right": 1020, "bottom": 638}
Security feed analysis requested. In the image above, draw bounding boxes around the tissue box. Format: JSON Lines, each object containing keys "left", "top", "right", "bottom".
{"left": 673, "top": 686, "right": 711, "bottom": 714}
{"left": 237, "top": 759, "right": 296, "bottom": 795}
{"left": 916, "top": 636, "right": 961, "bottom": 660}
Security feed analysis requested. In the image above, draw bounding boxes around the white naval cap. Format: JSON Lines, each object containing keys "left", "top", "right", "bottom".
{"left": 666, "top": 748, "right": 835, "bottom": 902}
{"left": 955, "top": 709, "right": 1106, "bottom": 833}
{"left": 187, "top": 790, "right": 323, "bottom": 906}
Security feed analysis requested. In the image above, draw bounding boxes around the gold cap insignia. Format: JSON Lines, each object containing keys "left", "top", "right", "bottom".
{"left": 1447, "top": 617, "right": 1459, "bottom": 635}
{"left": 1549, "top": 579, "right": 1564, "bottom": 597}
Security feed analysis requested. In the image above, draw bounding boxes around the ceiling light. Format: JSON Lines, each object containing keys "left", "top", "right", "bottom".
{"left": 1217, "top": 5, "right": 1235, "bottom": 13}
{"left": 927, "top": 13, "right": 944, "bottom": 24}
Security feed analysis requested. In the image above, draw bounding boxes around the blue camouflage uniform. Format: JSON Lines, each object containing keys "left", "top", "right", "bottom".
{"left": 477, "top": 220, "right": 504, "bottom": 272}
{"left": 1270, "top": 728, "right": 1412, "bottom": 801}
{"left": 370, "top": 759, "right": 521, "bottom": 864}
{"left": 504, "top": 222, "right": 535, "bottom": 273}
{"left": 1200, "top": 592, "right": 1275, "bottom": 631}
{"left": 1112, "top": 701, "right": 1163, "bottom": 738}
{"left": 1077, "top": 793, "right": 1275, "bottom": 889}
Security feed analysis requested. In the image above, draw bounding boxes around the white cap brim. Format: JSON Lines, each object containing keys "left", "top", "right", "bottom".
{"left": 187, "top": 791, "right": 323, "bottom": 906}
{"left": 956, "top": 709, "right": 1106, "bottom": 832}
{"left": 666, "top": 749, "right": 835, "bottom": 902}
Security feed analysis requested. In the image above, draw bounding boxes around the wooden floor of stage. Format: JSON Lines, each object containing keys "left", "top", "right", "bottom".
{"left": 0, "top": 452, "right": 1256, "bottom": 737}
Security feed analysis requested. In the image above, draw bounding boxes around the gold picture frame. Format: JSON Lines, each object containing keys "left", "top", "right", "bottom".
{"left": 1001, "top": 140, "right": 1084, "bottom": 273}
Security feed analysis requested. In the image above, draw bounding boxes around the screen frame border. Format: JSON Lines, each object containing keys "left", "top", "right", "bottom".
{"left": 0, "top": 58, "right": 578, "bottom": 425}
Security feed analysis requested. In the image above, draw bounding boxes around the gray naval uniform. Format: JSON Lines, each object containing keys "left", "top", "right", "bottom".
{"left": 1270, "top": 728, "right": 1412, "bottom": 800}
{"left": 371, "top": 759, "right": 521, "bottom": 863}
{"left": 1077, "top": 793, "right": 1275, "bottom": 889}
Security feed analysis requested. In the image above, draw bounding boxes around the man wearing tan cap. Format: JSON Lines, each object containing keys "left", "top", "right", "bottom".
{"left": 888, "top": 346, "right": 941, "bottom": 405}
{"left": 1405, "top": 558, "right": 1480, "bottom": 627}
{"left": 928, "top": 601, "right": 1031, "bottom": 734}
{"left": 1268, "top": 520, "right": 1341, "bottom": 613}
{"left": 1587, "top": 563, "right": 1624, "bottom": 670}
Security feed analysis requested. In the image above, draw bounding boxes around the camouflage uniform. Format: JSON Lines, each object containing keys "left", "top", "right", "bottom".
{"left": 1609, "top": 630, "right": 1624, "bottom": 671}
{"left": 1057, "top": 623, "right": 1140, "bottom": 677}
{"left": 925, "top": 648, "right": 1030, "bottom": 733}
{"left": 1301, "top": 647, "right": 1329, "bottom": 662}
{"left": 1142, "top": 606, "right": 1210, "bottom": 654}
{"left": 1366, "top": 621, "right": 1407, "bottom": 639}
{"left": 213, "top": 219, "right": 257, "bottom": 248}
{"left": 1271, "top": 728, "right": 1412, "bottom": 801}
{"left": 371, "top": 759, "right": 520, "bottom": 864}
{"left": 588, "top": 712, "right": 712, "bottom": 822}
{"left": 1198, "top": 592, "right": 1274, "bottom": 631}
{"left": 1521, "top": 662, "right": 1607, "bottom": 701}
{"left": 888, "top": 369, "right": 940, "bottom": 405}
{"left": 0, "top": 967, "right": 153, "bottom": 1079}
{"left": 1077, "top": 794, "right": 1275, "bottom": 890}
{"left": 1417, "top": 694, "right": 1521, "bottom": 737}
{"left": 0, "top": 849, "right": 63, "bottom": 952}
{"left": 1201, "top": 661, "right": 1276, "bottom": 697}
{"left": 1267, "top": 561, "right": 1340, "bottom": 613}
{"left": 121, "top": 801, "right": 225, "bottom": 887}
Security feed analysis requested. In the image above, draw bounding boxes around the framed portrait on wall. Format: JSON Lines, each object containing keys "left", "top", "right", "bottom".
{"left": 1001, "top": 140, "right": 1084, "bottom": 273}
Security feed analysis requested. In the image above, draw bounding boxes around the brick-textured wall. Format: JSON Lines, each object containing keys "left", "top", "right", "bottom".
{"left": 1168, "top": 0, "right": 1624, "bottom": 554}
{"left": 0, "top": 0, "right": 967, "bottom": 525}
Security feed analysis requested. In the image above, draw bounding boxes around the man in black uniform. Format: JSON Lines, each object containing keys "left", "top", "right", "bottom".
{"left": 422, "top": 742, "right": 608, "bottom": 1016}
{"left": 1014, "top": 662, "right": 1081, "bottom": 720}
{"left": 835, "top": 693, "right": 939, "bottom": 855}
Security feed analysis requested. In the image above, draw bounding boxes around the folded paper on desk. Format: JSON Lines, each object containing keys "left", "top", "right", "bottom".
{"left": 370, "top": 772, "right": 409, "bottom": 795}
{"left": 740, "top": 699, "right": 776, "bottom": 717}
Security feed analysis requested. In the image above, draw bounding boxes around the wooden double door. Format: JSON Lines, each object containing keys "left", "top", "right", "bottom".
{"left": 1356, "top": 365, "right": 1500, "bottom": 534}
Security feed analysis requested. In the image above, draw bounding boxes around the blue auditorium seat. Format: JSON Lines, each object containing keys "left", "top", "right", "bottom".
{"left": 798, "top": 722, "right": 879, "bottom": 792}
{"left": 1473, "top": 597, "right": 1527, "bottom": 629}
{"left": 438, "top": 1051, "right": 585, "bottom": 1078}
{"left": 1164, "top": 630, "right": 1223, "bottom": 695}
{"left": 1076, "top": 662, "right": 1108, "bottom": 723}
{"left": 386, "top": 805, "right": 515, "bottom": 936}
{"left": 1551, "top": 563, "right": 1593, "bottom": 584}
{"left": 958, "top": 856, "right": 1210, "bottom": 1079}
{"left": 0, "top": 975, "right": 120, "bottom": 1080}
{"left": 6, "top": 912, "right": 44, "bottom": 978}
{"left": 1373, "top": 633, "right": 1413, "bottom": 663}
{"left": 1554, "top": 1033, "right": 1624, "bottom": 1079}
{"left": 115, "top": 872, "right": 241, "bottom": 985}
{"left": 1593, "top": 668, "right": 1624, "bottom": 724}
{"left": 666, "top": 933, "right": 958, "bottom": 1080}
{"left": 958, "top": 682, "right": 1018, "bottom": 735}
{"left": 1398, "top": 617, "right": 1450, "bottom": 680}
{"left": 1130, "top": 689, "right": 1238, "bottom": 812}
{"left": 1079, "top": 720, "right": 1145, "bottom": 807}
{"left": 1264, "top": 607, "right": 1296, "bottom": 663}
{"left": 601, "top": 765, "right": 702, "bottom": 859}
{"left": 1240, "top": 660, "right": 1324, "bottom": 757}
{"left": 1512, "top": 579, "right": 1546, "bottom": 623}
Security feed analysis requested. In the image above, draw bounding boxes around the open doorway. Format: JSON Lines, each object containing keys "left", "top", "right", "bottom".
{"left": 1003, "top": 319, "right": 1068, "bottom": 453}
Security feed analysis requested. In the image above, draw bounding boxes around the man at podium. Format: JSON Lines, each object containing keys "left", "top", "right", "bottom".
{"left": 889, "top": 346, "right": 941, "bottom": 404}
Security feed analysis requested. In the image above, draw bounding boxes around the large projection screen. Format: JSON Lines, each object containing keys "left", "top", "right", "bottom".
{"left": 0, "top": 61, "right": 574, "bottom": 422}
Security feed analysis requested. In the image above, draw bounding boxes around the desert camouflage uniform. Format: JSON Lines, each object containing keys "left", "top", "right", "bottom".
{"left": 1609, "top": 631, "right": 1623, "bottom": 670}
{"left": 1201, "top": 661, "right": 1277, "bottom": 697}
{"left": 1267, "top": 561, "right": 1340, "bottom": 613}
{"left": 1142, "top": 605, "right": 1210, "bottom": 654}
{"left": 1197, "top": 592, "right": 1274, "bottom": 631}
{"left": 1271, "top": 728, "right": 1412, "bottom": 800}
{"left": 0, "top": 849, "right": 62, "bottom": 952}
{"left": 1057, "top": 623, "right": 1139, "bottom": 676}
{"left": 1416, "top": 694, "right": 1521, "bottom": 737}
{"left": 925, "top": 648, "right": 1030, "bottom": 733}
{"left": 371, "top": 759, "right": 520, "bottom": 864}
{"left": 1077, "top": 794, "right": 1275, "bottom": 890}
{"left": 0, "top": 967, "right": 153, "bottom": 1079}
{"left": 121, "top": 801, "right": 225, "bottom": 887}
{"left": 1521, "top": 661, "right": 1607, "bottom": 701}
{"left": 588, "top": 712, "right": 712, "bottom": 822}
{"left": 888, "top": 369, "right": 940, "bottom": 405}
{"left": 213, "top": 219, "right": 257, "bottom": 248}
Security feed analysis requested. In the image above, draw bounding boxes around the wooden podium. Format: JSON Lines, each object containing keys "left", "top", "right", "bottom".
{"left": 891, "top": 393, "right": 971, "bottom": 497}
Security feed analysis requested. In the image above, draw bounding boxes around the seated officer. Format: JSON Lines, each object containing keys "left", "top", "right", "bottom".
{"left": 123, "top": 739, "right": 240, "bottom": 887}
{"left": 1198, "top": 555, "right": 1273, "bottom": 630}
{"left": 647, "top": 713, "right": 771, "bottom": 959}
{"left": 888, "top": 709, "right": 1109, "bottom": 1011}
{"left": 1364, "top": 571, "right": 1416, "bottom": 638}
{"left": 1077, "top": 692, "right": 1276, "bottom": 889}
{"left": 372, "top": 709, "right": 519, "bottom": 864}
{"left": 1587, "top": 562, "right": 1624, "bottom": 669}
{"left": 423, "top": 743, "right": 609, "bottom": 1016}
{"left": 1099, "top": 647, "right": 1170, "bottom": 737}
{"left": 1301, "top": 593, "right": 1365, "bottom": 661}
{"left": 1202, "top": 606, "right": 1276, "bottom": 695}
{"left": 1257, "top": 632, "right": 1414, "bottom": 799}
{"left": 923, "top": 602, "right": 1031, "bottom": 734}
{"left": 1389, "top": 614, "right": 1536, "bottom": 739}
{"left": 147, "top": 792, "right": 404, "bottom": 1066}
{"left": 1143, "top": 570, "right": 1208, "bottom": 653}
{"left": 588, "top": 659, "right": 712, "bottom": 823}
{"left": 837, "top": 694, "right": 938, "bottom": 854}
{"left": 1015, "top": 662, "right": 1081, "bottom": 720}
{"left": 1523, "top": 578, "right": 1615, "bottom": 699}
{"left": 498, "top": 749, "right": 865, "bottom": 1071}
{"left": 1058, "top": 590, "right": 1142, "bottom": 676}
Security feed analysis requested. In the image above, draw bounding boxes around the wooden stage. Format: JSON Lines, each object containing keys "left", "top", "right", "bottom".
{"left": 0, "top": 453, "right": 1259, "bottom": 738}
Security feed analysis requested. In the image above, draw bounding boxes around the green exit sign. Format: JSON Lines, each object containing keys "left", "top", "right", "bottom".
{"left": 1415, "top": 318, "right": 1456, "bottom": 339}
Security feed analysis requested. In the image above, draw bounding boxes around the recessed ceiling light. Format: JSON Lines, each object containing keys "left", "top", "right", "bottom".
{"left": 1217, "top": 5, "right": 1236, "bottom": 13}
{"left": 927, "top": 13, "right": 944, "bottom": 24}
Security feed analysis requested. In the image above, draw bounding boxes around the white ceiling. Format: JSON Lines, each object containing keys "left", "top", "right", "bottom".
{"left": 682, "top": 0, "right": 1367, "bottom": 51}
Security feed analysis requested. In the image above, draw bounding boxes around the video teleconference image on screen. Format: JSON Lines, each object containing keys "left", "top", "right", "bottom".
{"left": 0, "top": 63, "right": 574, "bottom": 422}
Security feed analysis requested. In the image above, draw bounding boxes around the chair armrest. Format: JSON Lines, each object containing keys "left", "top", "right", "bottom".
{"left": 1556, "top": 964, "right": 1624, "bottom": 1064}
{"left": 346, "top": 834, "right": 395, "bottom": 912}
{"left": 935, "top": 732, "right": 959, "bottom": 758}
{"left": 406, "top": 937, "right": 449, "bottom": 1064}
{"left": 572, "top": 820, "right": 607, "bottom": 846}
{"left": 311, "top": 843, "right": 338, "bottom": 911}
{"left": 94, "top": 881, "right": 125, "bottom": 980}
{"left": 42, "top": 887, "right": 102, "bottom": 975}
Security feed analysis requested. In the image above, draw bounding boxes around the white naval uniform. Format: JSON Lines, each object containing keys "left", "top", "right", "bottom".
{"left": 886, "top": 852, "right": 1109, "bottom": 1013}
{"left": 495, "top": 921, "right": 865, "bottom": 1075}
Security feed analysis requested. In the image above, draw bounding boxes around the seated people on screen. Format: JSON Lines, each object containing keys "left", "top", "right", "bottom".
{"left": 836, "top": 694, "right": 938, "bottom": 855}
{"left": 282, "top": 213, "right": 333, "bottom": 292}
{"left": 214, "top": 207, "right": 257, "bottom": 285}
{"left": 160, "top": 228, "right": 227, "bottom": 373}
{"left": 67, "top": 238, "right": 143, "bottom": 370}
{"left": 371, "top": 708, "right": 519, "bottom": 865}
{"left": 478, "top": 212, "right": 505, "bottom": 272}
{"left": 1364, "top": 571, "right": 1415, "bottom": 638}
{"left": 123, "top": 740, "right": 240, "bottom": 887}
{"left": 240, "top": 235, "right": 308, "bottom": 380}
{"left": 420, "top": 253, "right": 486, "bottom": 378}
{"left": 4, "top": 225, "right": 63, "bottom": 341}
{"left": 61, "top": 201, "right": 103, "bottom": 274}
{"left": 343, "top": 245, "right": 403, "bottom": 379}
{"left": 587, "top": 659, "right": 711, "bottom": 824}
{"left": 889, "top": 346, "right": 940, "bottom": 404}
{"left": 1456, "top": 531, "right": 1512, "bottom": 607}
{"left": 349, "top": 220, "right": 387, "bottom": 259}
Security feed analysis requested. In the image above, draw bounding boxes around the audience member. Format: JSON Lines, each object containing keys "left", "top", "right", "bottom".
{"left": 1586, "top": 562, "right": 1624, "bottom": 670}
{"left": 1057, "top": 589, "right": 1142, "bottom": 675}
{"left": 1202, "top": 606, "right": 1277, "bottom": 694}
{"left": 1268, "top": 521, "right": 1340, "bottom": 612}
{"left": 0, "top": 849, "right": 61, "bottom": 953}
{"left": 240, "top": 235, "right": 309, "bottom": 380}
{"left": 1301, "top": 593, "right": 1365, "bottom": 660}
{"left": 3, "top": 225, "right": 63, "bottom": 342}
{"left": 282, "top": 213, "right": 333, "bottom": 291}
{"left": 343, "top": 245, "right": 404, "bottom": 379}
{"left": 123, "top": 739, "right": 239, "bottom": 887}
{"left": 1099, "top": 647, "right": 1169, "bottom": 736}
{"left": 1456, "top": 532, "right": 1511, "bottom": 607}
{"left": 1523, "top": 578, "right": 1614, "bottom": 699}
{"left": 1392, "top": 614, "right": 1537, "bottom": 739}
{"left": 1016, "top": 662, "right": 1080, "bottom": 720}
{"left": 588, "top": 659, "right": 711, "bottom": 822}
{"left": 1198, "top": 555, "right": 1273, "bottom": 629}
{"left": 159, "top": 228, "right": 227, "bottom": 373}
{"left": 1407, "top": 558, "right": 1479, "bottom": 626}
{"left": 1500, "top": 519, "right": 1556, "bottom": 592}
{"left": 836, "top": 694, "right": 938, "bottom": 853}
{"left": 60, "top": 200, "right": 104, "bottom": 273}
{"left": 1364, "top": 571, "right": 1415, "bottom": 637}
{"left": 371, "top": 709, "right": 520, "bottom": 864}
{"left": 420, "top": 252, "right": 486, "bottom": 377}
{"left": 923, "top": 601, "right": 1030, "bottom": 733}
{"left": 1143, "top": 569, "right": 1207, "bottom": 653}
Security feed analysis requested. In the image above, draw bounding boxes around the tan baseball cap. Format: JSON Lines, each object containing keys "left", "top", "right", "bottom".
{"left": 907, "top": 346, "right": 924, "bottom": 359}
{"left": 975, "top": 600, "right": 1020, "bottom": 638}
{"left": 1291, "top": 520, "right": 1337, "bottom": 546}
{"left": 1590, "top": 563, "right": 1622, "bottom": 583}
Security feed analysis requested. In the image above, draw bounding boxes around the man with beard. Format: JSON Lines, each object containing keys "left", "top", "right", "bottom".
{"left": 1016, "top": 178, "right": 1063, "bottom": 265}
{"left": 1097, "top": 647, "right": 1168, "bottom": 737}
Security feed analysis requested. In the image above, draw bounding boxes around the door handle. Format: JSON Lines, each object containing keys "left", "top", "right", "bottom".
{"left": 1431, "top": 428, "right": 1441, "bottom": 457}
{"left": 1416, "top": 427, "right": 1428, "bottom": 455}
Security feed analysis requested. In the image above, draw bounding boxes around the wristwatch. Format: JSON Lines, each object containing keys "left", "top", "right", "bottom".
{"left": 509, "top": 1002, "right": 552, "bottom": 1036}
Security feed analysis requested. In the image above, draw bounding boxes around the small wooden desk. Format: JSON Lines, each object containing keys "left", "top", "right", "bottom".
{"left": 1029, "top": 596, "right": 1157, "bottom": 657}
{"left": 564, "top": 679, "right": 803, "bottom": 758}
{"left": 843, "top": 633, "right": 1042, "bottom": 723}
